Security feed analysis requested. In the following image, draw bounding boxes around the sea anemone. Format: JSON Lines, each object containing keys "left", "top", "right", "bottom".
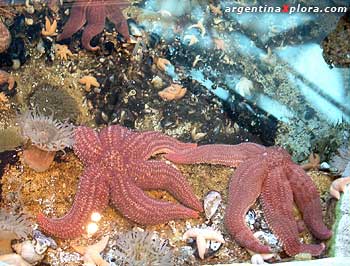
{"left": 0, "top": 209, "right": 32, "bottom": 255}
{"left": 106, "top": 230, "right": 173, "bottom": 266}
{"left": 18, "top": 109, "right": 75, "bottom": 172}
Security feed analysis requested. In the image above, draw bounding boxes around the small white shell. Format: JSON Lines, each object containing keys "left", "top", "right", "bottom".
{"left": 204, "top": 191, "right": 222, "bottom": 220}
{"left": 251, "top": 254, "right": 266, "bottom": 264}
{"left": 12, "top": 240, "right": 44, "bottom": 264}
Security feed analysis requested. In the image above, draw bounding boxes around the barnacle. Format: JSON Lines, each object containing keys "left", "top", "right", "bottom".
{"left": 107, "top": 230, "right": 173, "bottom": 266}
{"left": 18, "top": 109, "right": 75, "bottom": 172}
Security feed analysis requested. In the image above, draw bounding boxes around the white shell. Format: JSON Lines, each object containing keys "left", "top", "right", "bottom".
{"left": 204, "top": 191, "right": 222, "bottom": 220}
{"left": 12, "top": 240, "right": 44, "bottom": 264}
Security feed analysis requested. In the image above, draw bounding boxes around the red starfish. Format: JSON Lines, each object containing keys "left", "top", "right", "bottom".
{"left": 37, "top": 125, "right": 202, "bottom": 239}
{"left": 165, "top": 143, "right": 332, "bottom": 256}
{"left": 57, "top": 0, "right": 130, "bottom": 51}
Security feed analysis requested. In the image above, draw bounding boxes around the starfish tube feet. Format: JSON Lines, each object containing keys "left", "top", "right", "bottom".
{"left": 133, "top": 161, "right": 203, "bottom": 211}
{"left": 38, "top": 166, "right": 109, "bottom": 238}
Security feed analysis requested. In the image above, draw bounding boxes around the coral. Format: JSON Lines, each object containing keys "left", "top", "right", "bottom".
{"left": 108, "top": 230, "right": 173, "bottom": 266}
{"left": 28, "top": 85, "right": 80, "bottom": 122}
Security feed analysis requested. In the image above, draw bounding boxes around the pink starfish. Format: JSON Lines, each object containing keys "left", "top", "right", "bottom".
{"left": 165, "top": 143, "right": 332, "bottom": 256}
{"left": 38, "top": 125, "right": 202, "bottom": 239}
{"left": 57, "top": 0, "right": 130, "bottom": 51}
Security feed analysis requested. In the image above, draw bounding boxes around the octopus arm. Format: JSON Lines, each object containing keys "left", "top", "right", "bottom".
{"left": 165, "top": 143, "right": 266, "bottom": 167}
{"left": 132, "top": 160, "right": 203, "bottom": 211}
{"left": 37, "top": 166, "right": 109, "bottom": 239}
{"left": 286, "top": 164, "right": 332, "bottom": 240}
{"left": 110, "top": 171, "right": 199, "bottom": 225}
{"left": 261, "top": 166, "right": 325, "bottom": 256}
{"left": 224, "top": 158, "right": 271, "bottom": 253}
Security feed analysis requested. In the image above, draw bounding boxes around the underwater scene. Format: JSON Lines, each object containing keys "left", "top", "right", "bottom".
{"left": 0, "top": 0, "right": 350, "bottom": 265}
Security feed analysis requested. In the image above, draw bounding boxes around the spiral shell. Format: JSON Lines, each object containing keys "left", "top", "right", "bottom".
{"left": 0, "top": 21, "right": 11, "bottom": 53}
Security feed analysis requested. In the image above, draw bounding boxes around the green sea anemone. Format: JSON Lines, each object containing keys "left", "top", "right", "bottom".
{"left": 28, "top": 84, "right": 80, "bottom": 123}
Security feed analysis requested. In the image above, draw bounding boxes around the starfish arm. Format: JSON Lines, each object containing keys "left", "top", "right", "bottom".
{"left": 165, "top": 143, "right": 266, "bottom": 167}
{"left": 132, "top": 160, "right": 203, "bottom": 211}
{"left": 37, "top": 166, "right": 109, "bottom": 239}
{"left": 81, "top": 6, "right": 106, "bottom": 50}
{"left": 57, "top": 0, "right": 88, "bottom": 41}
{"left": 261, "top": 166, "right": 325, "bottom": 256}
{"left": 98, "top": 125, "right": 131, "bottom": 150}
{"left": 286, "top": 164, "right": 332, "bottom": 240}
{"left": 224, "top": 158, "right": 271, "bottom": 253}
{"left": 110, "top": 172, "right": 199, "bottom": 225}
{"left": 123, "top": 131, "right": 197, "bottom": 160}
{"left": 106, "top": 2, "right": 130, "bottom": 40}
{"left": 74, "top": 126, "right": 104, "bottom": 165}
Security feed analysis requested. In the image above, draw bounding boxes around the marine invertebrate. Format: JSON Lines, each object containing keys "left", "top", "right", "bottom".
{"left": 301, "top": 153, "right": 320, "bottom": 171}
{"left": 107, "top": 230, "right": 173, "bottom": 266}
{"left": 28, "top": 85, "right": 80, "bottom": 122}
{"left": 158, "top": 83, "right": 187, "bottom": 101}
{"left": 41, "top": 16, "right": 57, "bottom": 36}
{"left": 0, "top": 70, "right": 15, "bottom": 91}
{"left": 0, "top": 20, "right": 11, "bottom": 53}
{"left": 57, "top": 0, "right": 130, "bottom": 51}
{"left": 0, "top": 209, "right": 32, "bottom": 254}
{"left": 183, "top": 227, "right": 225, "bottom": 259}
{"left": 79, "top": 75, "right": 100, "bottom": 92}
{"left": 12, "top": 240, "right": 45, "bottom": 265}
{"left": 37, "top": 125, "right": 202, "bottom": 238}
{"left": 330, "top": 176, "right": 350, "bottom": 200}
{"left": 72, "top": 236, "right": 109, "bottom": 266}
{"left": 55, "top": 44, "right": 73, "bottom": 60}
{"left": 19, "top": 109, "right": 75, "bottom": 172}
{"left": 165, "top": 143, "right": 332, "bottom": 256}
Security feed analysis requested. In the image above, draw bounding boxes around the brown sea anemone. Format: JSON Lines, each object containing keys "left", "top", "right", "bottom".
{"left": 18, "top": 109, "right": 75, "bottom": 172}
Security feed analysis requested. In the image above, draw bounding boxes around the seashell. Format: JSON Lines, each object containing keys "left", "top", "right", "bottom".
{"left": 12, "top": 240, "right": 45, "bottom": 264}
{"left": 127, "top": 19, "right": 143, "bottom": 37}
{"left": 235, "top": 77, "right": 253, "bottom": 97}
{"left": 294, "top": 252, "right": 312, "bottom": 261}
{"left": 251, "top": 254, "right": 265, "bottom": 264}
{"left": 0, "top": 21, "right": 11, "bottom": 53}
{"left": 203, "top": 191, "right": 222, "bottom": 220}
{"left": 245, "top": 210, "right": 256, "bottom": 229}
{"left": 320, "top": 162, "right": 330, "bottom": 170}
{"left": 151, "top": 76, "right": 163, "bottom": 89}
{"left": 33, "top": 230, "right": 57, "bottom": 254}
{"left": 253, "top": 231, "right": 280, "bottom": 251}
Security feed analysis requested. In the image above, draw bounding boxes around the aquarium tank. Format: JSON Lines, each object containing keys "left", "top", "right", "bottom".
{"left": 0, "top": 0, "right": 350, "bottom": 265}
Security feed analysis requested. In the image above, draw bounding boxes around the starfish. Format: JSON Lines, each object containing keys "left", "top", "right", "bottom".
{"left": 329, "top": 176, "right": 350, "bottom": 200}
{"left": 57, "top": 0, "right": 130, "bottom": 51}
{"left": 0, "top": 20, "right": 11, "bottom": 53}
{"left": 301, "top": 153, "right": 320, "bottom": 171}
{"left": 41, "top": 16, "right": 57, "bottom": 36}
{"left": 79, "top": 75, "right": 100, "bottom": 92}
{"left": 183, "top": 227, "right": 225, "bottom": 259}
{"left": 72, "top": 236, "right": 109, "bottom": 266}
{"left": 165, "top": 143, "right": 332, "bottom": 256}
{"left": 55, "top": 44, "right": 74, "bottom": 60}
{"left": 158, "top": 83, "right": 187, "bottom": 101}
{"left": 37, "top": 125, "right": 202, "bottom": 239}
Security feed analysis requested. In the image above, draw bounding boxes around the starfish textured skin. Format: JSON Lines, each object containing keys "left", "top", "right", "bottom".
{"left": 165, "top": 143, "right": 332, "bottom": 256}
{"left": 57, "top": 0, "right": 130, "bottom": 50}
{"left": 37, "top": 125, "right": 202, "bottom": 239}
